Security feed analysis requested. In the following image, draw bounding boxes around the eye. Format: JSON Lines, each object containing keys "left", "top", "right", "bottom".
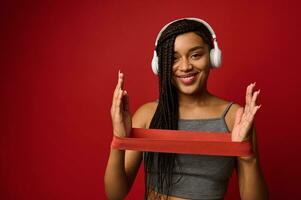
{"left": 191, "top": 53, "right": 202, "bottom": 59}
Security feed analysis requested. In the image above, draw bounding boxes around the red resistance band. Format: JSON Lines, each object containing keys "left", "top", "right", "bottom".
{"left": 111, "top": 128, "right": 254, "bottom": 157}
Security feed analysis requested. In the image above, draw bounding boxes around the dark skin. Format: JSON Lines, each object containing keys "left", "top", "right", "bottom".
{"left": 104, "top": 32, "right": 268, "bottom": 200}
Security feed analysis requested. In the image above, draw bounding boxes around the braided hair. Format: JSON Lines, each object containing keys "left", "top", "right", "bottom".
{"left": 144, "top": 19, "right": 214, "bottom": 200}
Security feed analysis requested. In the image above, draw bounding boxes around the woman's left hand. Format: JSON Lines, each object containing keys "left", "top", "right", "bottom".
{"left": 231, "top": 82, "right": 261, "bottom": 142}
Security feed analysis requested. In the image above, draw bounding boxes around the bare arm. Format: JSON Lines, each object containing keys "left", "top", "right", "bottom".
{"left": 104, "top": 144, "right": 143, "bottom": 200}
{"left": 236, "top": 125, "right": 269, "bottom": 200}
{"left": 104, "top": 71, "right": 156, "bottom": 200}
{"left": 230, "top": 83, "right": 269, "bottom": 199}
{"left": 104, "top": 117, "right": 146, "bottom": 200}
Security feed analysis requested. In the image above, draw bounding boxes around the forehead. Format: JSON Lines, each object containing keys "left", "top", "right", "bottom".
{"left": 174, "top": 32, "right": 206, "bottom": 52}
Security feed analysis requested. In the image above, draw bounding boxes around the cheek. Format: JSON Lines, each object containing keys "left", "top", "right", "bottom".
{"left": 172, "top": 65, "right": 177, "bottom": 72}
{"left": 194, "top": 56, "right": 210, "bottom": 69}
{"left": 171, "top": 68, "right": 177, "bottom": 78}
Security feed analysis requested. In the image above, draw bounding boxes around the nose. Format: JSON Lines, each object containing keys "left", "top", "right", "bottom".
{"left": 178, "top": 57, "right": 193, "bottom": 71}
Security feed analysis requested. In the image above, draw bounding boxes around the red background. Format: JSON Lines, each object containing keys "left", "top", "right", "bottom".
{"left": 1, "top": 0, "right": 301, "bottom": 199}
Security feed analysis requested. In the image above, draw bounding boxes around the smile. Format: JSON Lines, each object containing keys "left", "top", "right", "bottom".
{"left": 175, "top": 73, "right": 198, "bottom": 85}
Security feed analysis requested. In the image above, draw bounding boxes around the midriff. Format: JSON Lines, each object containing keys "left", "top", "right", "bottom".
{"left": 147, "top": 188, "right": 189, "bottom": 200}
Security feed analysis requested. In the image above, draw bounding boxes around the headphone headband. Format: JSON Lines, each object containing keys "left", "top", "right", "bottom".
{"left": 154, "top": 17, "right": 217, "bottom": 46}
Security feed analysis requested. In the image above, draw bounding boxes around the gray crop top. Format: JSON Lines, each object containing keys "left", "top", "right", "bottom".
{"left": 143, "top": 102, "right": 236, "bottom": 200}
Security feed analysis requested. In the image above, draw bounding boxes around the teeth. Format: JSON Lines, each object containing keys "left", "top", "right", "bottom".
{"left": 180, "top": 75, "right": 194, "bottom": 78}
{"left": 180, "top": 75, "right": 194, "bottom": 79}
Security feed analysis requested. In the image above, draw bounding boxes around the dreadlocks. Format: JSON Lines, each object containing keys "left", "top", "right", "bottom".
{"left": 144, "top": 19, "right": 214, "bottom": 200}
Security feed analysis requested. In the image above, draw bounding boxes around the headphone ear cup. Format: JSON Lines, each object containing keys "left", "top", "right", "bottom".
{"left": 210, "top": 48, "right": 222, "bottom": 68}
{"left": 151, "top": 50, "right": 159, "bottom": 75}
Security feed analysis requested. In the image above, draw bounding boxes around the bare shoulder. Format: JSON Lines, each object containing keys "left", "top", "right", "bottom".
{"left": 132, "top": 101, "right": 158, "bottom": 129}
{"left": 124, "top": 101, "right": 158, "bottom": 187}
{"left": 209, "top": 95, "right": 243, "bottom": 132}
{"left": 224, "top": 101, "right": 243, "bottom": 132}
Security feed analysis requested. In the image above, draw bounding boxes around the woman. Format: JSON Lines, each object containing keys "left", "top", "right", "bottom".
{"left": 105, "top": 18, "right": 268, "bottom": 200}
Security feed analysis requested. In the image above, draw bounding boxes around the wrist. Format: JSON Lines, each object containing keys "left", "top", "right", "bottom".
{"left": 238, "top": 154, "right": 258, "bottom": 163}
{"left": 113, "top": 130, "right": 126, "bottom": 138}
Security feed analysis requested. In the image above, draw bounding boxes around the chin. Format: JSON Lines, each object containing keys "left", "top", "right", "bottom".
{"left": 176, "top": 85, "right": 200, "bottom": 95}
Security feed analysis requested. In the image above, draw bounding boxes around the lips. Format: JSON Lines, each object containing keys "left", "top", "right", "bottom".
{"left": 176, "top": 73, "right": 198, "bottom": 85}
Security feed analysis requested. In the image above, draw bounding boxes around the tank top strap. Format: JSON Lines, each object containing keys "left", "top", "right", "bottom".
{"left": 221, "top": 101, "right": 234, "bottom": 118}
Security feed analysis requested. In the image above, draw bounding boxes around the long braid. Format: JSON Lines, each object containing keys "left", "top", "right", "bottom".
{"left": 144, "top": 19, "right": 213, "bottom": 200}
{"left": 144, "top": 35, "right": 178, "bottom": 199}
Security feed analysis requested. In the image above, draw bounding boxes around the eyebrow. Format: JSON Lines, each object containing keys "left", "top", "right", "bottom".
{"left": 189, "top": 46, "right": 205, "bottom": 52}
{"left": 174, "top": 46, "right": 205, "bottom": 54}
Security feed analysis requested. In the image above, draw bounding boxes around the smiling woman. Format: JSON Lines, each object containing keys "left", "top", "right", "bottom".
{"left": 104, "top": 18, "right": 268, "bottom": 200}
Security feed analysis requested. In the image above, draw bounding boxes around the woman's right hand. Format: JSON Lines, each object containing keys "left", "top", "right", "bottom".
{"left": 110, "top": 70, "right": 132, "bottom": 138}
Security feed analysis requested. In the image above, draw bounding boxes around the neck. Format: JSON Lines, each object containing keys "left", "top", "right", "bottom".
{"left": 178, "top": 85, "right": 212, "bottom": 108}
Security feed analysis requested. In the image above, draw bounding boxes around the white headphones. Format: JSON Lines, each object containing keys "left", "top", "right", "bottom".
{"left": 151, "top": 17, "right": 222, "bottom": 75}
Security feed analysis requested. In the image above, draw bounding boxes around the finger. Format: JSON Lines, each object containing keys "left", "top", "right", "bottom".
{"left": 114, "top": 70, "right": 123, "bottom": 94}
{"left": 246, "top": 83, "right": 255, "bottom": 104}
{"left": 250, "top": 89, "right": 260, "bottom": 110}
{"left": 116, "top": 71, "right": 125, "bottom": 109}
{"left": 111, "top": 72, "right": 119, "bottom": 116}
{"left": 113, "top": 89, "right": 124, "bottom": 125}
{"left": 120, "top": 72, "right": 124, "bottom": 90}
{"left": 116, "top": 88, "right": 123, "bottom": 112}
{"left": 245, "top": 83, "right": 253, "bottom": 105}
{"left": 245, "top": 84, "right": 252, "bottom": 114}
{"left": 245, "top": 82, "right": 255, "bottom": 113}
{"left": 122, "top": 90, "right": 130, "bottom": 112}
{"left": 114, "top": 70, "right": 124, "bottom": 95}
{"left": 251, "top": 104, "right": 262, "bottom": 115}
{"left": 112, "top": 70, "right": 122, "bottom": 106}
{"left": 113, "top": 71, "right": 124, "bottom": 107}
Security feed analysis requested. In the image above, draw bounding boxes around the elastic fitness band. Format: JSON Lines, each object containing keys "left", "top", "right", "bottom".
{"left": 111, "top": 128, "right": 253, "bottom": 157}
